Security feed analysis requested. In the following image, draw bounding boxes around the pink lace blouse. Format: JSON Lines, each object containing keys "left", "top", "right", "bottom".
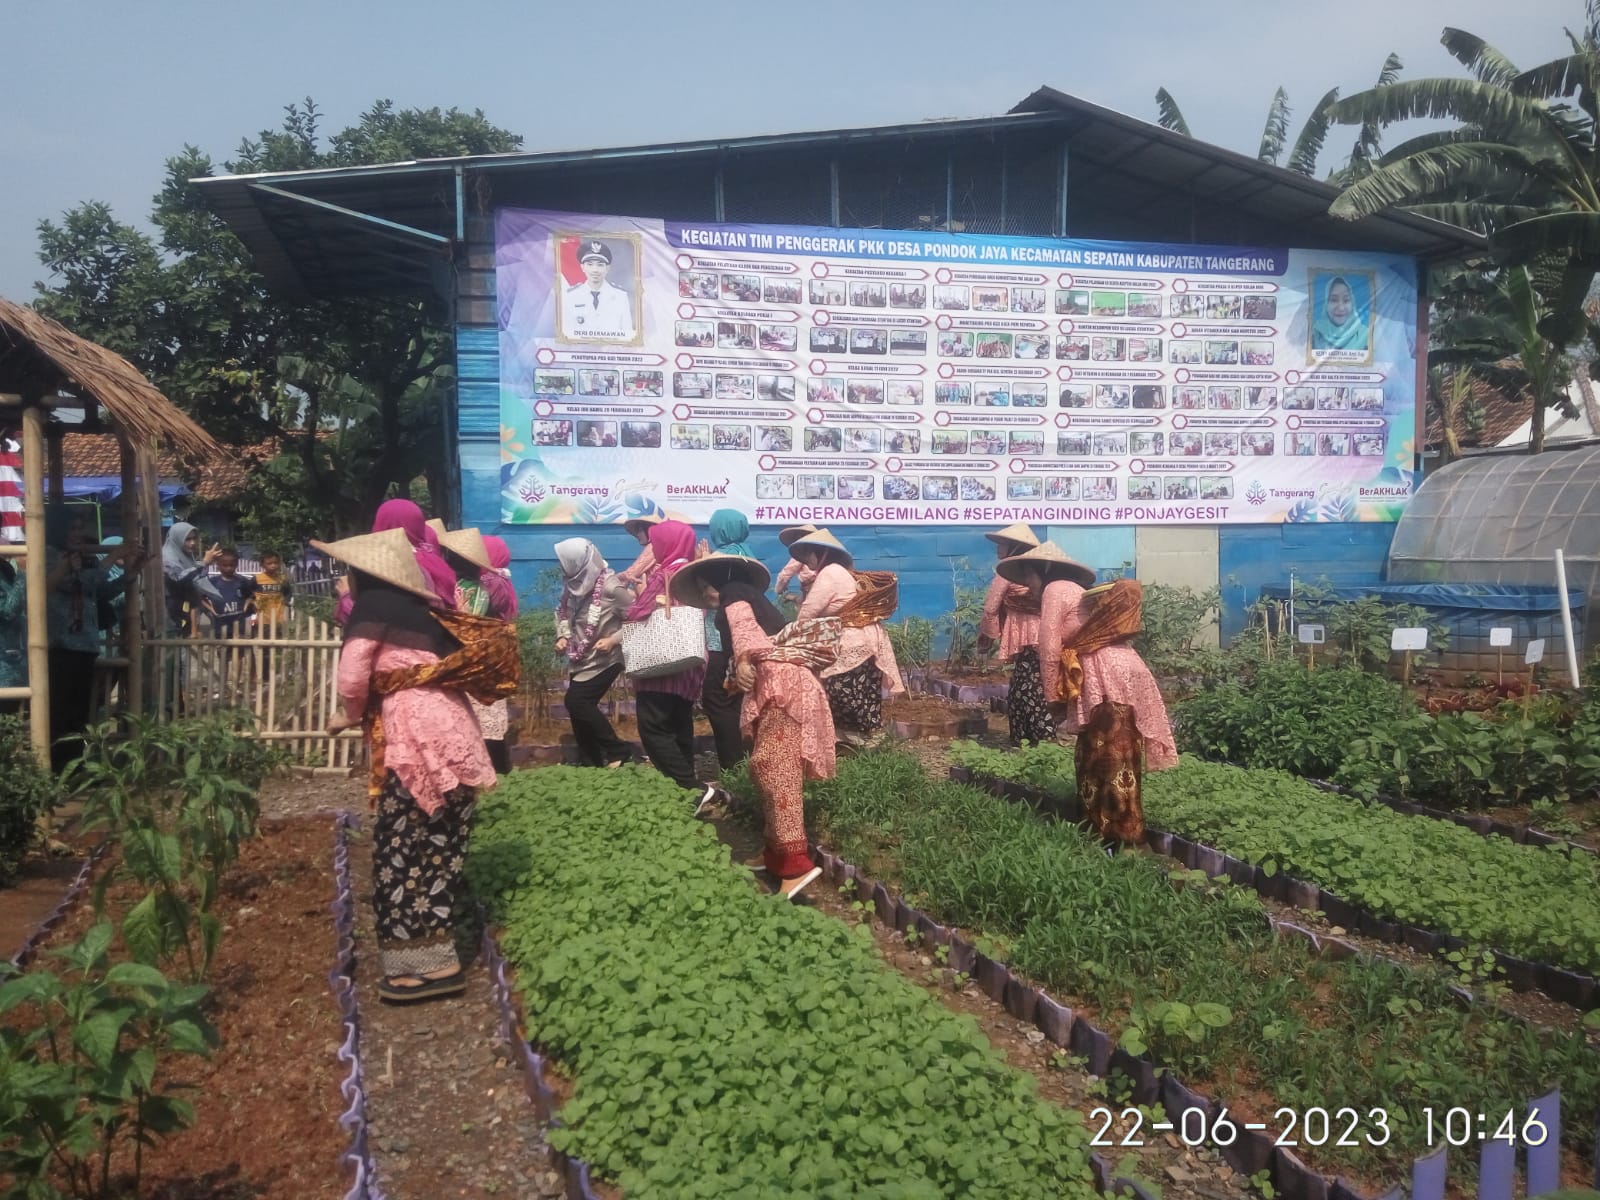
{"left": 338, "top": 637, "right": 498, "bottom": 815}
{"left": 1038, "top": 580, "right": 1177, "bottom": 768}
{"left": 724, "top": 603, "right": 836, "bottom": 781}
{"left": 979, "top": 575, "right": 1040, "bottom": 661}
{"left": 796, "top": 563, "right": 905, "bottom": 693}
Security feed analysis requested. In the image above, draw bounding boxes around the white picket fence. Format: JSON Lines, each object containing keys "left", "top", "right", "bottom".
{"left": 145, "top": 610, "right": 361, "bottom": 770}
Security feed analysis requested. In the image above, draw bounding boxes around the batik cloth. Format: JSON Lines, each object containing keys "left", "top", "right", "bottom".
{"left": 1074, "top": 701, "right": 1146, "bottom": 844}
{"left": 822, "top": 657, "right": 883, "bottom": 733}
{"left": 367, "top": 609, "right": 520, "bottom": 801}
{"left": 1039, "top": 579, "right": 1177, "bottom": 769}
{"left": 372, "top": 771, "right": 475, "bottom": 977}
{"left": 1006, "top": 647, "right": 1055, "bottom": 746}
{"left": 724, "top": 602, "right": 836, "bottom": 880}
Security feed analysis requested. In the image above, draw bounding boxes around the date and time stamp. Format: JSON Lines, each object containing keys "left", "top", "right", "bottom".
{"left": 1090, "top": 1105, "right": 1552, "bottom": 1150}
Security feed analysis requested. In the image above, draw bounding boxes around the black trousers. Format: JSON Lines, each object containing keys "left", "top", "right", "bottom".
{"left": 48, "top": 647, "right": 98, "bottom": 772}
{"left": 701, "top": 649, "right": 745, "bottom": 770}
{"left": 635, "top": 690, "right": 698, "bottom": 790}
{"left": 565, "top": 664, "right": 633, "bottom": 767}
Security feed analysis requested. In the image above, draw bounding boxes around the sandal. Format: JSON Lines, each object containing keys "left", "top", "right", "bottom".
{"left": 779, "top": 866, "right": 823, "bottom": 902}
{"left": 378, "top": 970, "right": 467, "bottom": 1004}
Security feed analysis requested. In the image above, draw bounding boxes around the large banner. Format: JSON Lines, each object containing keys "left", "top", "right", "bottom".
{"left": 496, "top": 208, "right": 1419, "bottom": 527}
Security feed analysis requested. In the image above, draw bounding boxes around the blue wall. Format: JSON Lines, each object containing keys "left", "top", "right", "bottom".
{"left": 1217, "top": 523, "right": 1397, "bottom": 640}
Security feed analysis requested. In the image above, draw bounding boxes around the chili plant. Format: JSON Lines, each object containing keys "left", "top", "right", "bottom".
{"left": 0, "top": 921, "right": 216, "bottom": 1200}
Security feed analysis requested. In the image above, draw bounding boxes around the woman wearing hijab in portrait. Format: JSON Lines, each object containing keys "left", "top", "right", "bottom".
{"left": 673, "top": 555, "right": 831, "bottom": 900}
{"left": 321, "top": 528, "right": 513, "bottom": 1004}
{"left": 554, "top": 538, "right": 637, "bottom": 768}
{"left": 1311, "top": 276, "right": 1369, "bottom": 353}
{"left": 977, "top": 523, "right": 1053, "bottom": 746}
{"left": 622, "top": 519, "right": 714, "bottom": 806}
{"left": 699, "top": 508, "right": 755, "bottom": 770}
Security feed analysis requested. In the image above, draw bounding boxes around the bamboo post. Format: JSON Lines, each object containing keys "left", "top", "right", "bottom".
{"left": 21, "top": 404, "right": 49, "bottom": 768}
{"left": 118, "top": 433, "right": 143, "bottom": 714}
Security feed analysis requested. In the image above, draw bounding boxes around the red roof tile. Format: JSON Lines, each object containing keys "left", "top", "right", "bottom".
{"left": 58, "top": 432, "right": 271, "bottom": 502}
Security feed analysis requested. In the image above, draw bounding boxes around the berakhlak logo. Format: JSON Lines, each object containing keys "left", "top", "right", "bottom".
{"left": 518, "top": 478, "right": 546, "bottom": 504}
{"left": 1246, "top": 481, "right": 1267, "bottom": 505}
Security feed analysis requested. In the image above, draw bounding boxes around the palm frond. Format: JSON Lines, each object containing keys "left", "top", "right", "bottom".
{"left": 1257, "top": 88, "right": 1291, "bottom": 165}
{"left": 1155, "top": 88, "right": 1191, "bottom": 136}
{"left": 1374, "top": 51, "right": 1404, "bottom": 89}
{"left": 1440, "top": 29, "right": 1520, "bottom": 86}
{"left": 1514, "top": 52, "right": 1595, "bottom": 99}
{"left": 1287, "top": 88, "right": 1339, "bottom": 175}
{"left": 1403, "top": 202, "right": 1548, "bottom": 233}
{"left": 1329, "top": 77, "right": 1556, "bottom": 136}
{"left": 1491, "top": 211, "right": 1600, "bottom": 265}
{"left": 1330, "top": 142, "right": 1573, "bottom": 221}
{"left": 1379, "top": 127, "right": 1479, "bottom": 164}
{"left": 1350, "top": 53, "right": 1405, "bottom": 170}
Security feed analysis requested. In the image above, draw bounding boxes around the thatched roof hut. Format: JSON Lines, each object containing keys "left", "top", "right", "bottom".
{"left": 0, "top": 299, "right": 218, "bottom": 457}
{"left": 0, "top": 298, "right": 221, "bottom": 766}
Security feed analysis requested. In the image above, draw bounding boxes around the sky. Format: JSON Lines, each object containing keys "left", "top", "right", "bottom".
{"left": 0, "top": 0, "right": 1580, "bottom": 303}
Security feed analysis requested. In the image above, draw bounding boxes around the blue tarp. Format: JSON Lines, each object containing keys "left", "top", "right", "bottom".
{"left": 59, "top": 476, "right": 190, "bottom": 505}
{"left": 1259, "top": 582, "right": 1585, "bottom": 613}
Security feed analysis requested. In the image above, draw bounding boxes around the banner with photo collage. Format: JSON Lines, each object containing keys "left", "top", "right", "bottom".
{"left": 495, "top": 207, "right": 1420, "bottom": 526}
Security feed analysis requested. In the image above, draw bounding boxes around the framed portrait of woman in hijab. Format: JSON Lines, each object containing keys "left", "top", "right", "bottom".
{"left": 1307, "top": 269, "right": 1376, "bottom": 365}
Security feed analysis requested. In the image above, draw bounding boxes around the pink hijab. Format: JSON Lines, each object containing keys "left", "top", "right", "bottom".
{"left": 373, "top": 499, "right": 458, "bottom": 609}
{"left": 480, "top": 535, "right": 517, "bottom": 620}
{"left": 625, "top": 520, "right": 696, "bottom": 619}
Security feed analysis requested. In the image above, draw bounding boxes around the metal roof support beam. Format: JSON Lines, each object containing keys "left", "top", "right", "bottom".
{"left": 247, "top": 184, "right": 453, "bottom": 255}
{"left": 1058, "top": 142, "right": 1070, "bottom": 237}
{"left": 830, "top": 159, "right": 840, "bottom": 228}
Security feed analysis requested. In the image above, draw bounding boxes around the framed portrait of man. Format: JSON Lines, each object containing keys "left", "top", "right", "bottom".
{"left": 555, "top": 231, "right": 643, "bottom": 345}
{"left": 1306, "top": 269, "right": 1376, "bottom": 365}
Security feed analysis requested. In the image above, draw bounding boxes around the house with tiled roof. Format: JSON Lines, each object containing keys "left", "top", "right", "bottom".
{"left": 47, "top": 432, "right": 273, "bottom": 538}
{"left": 1424, "top": 369, "right": 1600, "bottom": 462}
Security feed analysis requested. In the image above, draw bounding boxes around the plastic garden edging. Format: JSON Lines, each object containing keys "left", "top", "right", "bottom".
{"left": 329, "top": 814, "right": 386, "bottom": 1200}
{"left": 481, "top": 923, "right": 602, "bottom": 1200}
{"left": 1301, "top": 777, "right": 1596, "bottom": 859}
{"left": 947, "top": 767, "right": 1600, "bottom": 1012}
{"left": 807, "top": 841, "right": 1342, "bottom": 1200}
{"left": 6, "top": 842, "right": 109, "bottom": 972}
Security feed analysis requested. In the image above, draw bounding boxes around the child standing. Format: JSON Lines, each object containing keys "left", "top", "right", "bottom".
{"left": 251, "top": 550, "right": 293, "bottom": 628}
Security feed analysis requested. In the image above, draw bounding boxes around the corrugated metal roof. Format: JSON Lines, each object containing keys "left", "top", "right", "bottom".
{"left": 192, "top": 91, "right": 1485, "bottom": 300}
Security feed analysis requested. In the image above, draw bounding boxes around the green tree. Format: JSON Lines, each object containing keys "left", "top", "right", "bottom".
{"left": 1327, "top": 10, "right": 1600, "bottom": 450}
{"left": 33, "top": 98, "right": 522, "bottom": 539}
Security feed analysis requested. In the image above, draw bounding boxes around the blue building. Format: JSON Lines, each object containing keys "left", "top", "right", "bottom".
{"left": 195, "top": 88, "right": 1480, "bottom": 638}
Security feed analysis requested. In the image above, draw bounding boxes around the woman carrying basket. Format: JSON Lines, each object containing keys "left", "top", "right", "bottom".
{"left": 788, "top": 529, "right": 904, "bottom": 743}
{"left": 322, "top": 528, "right": 517, "bottom": 1003}
{"left": 977, "top": 522, "right": 1053, "bottom": 746}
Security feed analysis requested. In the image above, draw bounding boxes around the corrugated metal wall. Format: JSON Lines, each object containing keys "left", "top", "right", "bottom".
{"left": 453, "top": 143, "right": 1393, "bottom": 631}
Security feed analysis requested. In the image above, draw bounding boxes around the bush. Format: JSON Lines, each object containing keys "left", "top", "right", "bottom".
{"left": 1174, "top": 659, "right": 1405, "bottom": 778}
{"left": 0, "top": 716, "right": 62, "bottom": 885}
{"left": 1129, "top": 584, "right": 1219, "bottom": 678}
{"left": 885, "top": 615, "right": 934, "bottom": 673}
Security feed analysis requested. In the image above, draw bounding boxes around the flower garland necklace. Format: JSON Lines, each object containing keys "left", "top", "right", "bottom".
{"left": 563, "top": 569, "right": 611, "bottom": 663}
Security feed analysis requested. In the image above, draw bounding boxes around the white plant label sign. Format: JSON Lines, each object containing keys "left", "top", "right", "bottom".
{"left": 1297, "top": 624, "right": 1325, "bottom": 645}
{"left": 1525, "top": 638, "right": 1546, "bottom": 665}
{"left": 1390, "top": 627, "right": 1428, "bottom": 652}
{"left": 1489, "top": 627, "right": 1513, "bottom": 648}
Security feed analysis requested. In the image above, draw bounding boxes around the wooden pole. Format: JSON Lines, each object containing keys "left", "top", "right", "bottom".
{"left": 118, "top": 433, "right": 142, "bottom": 714}
{"left": 45, "top": 422, "right": 64, "bottom": 505}
{"left": 21, "top": 405, "right": 49, "bottom": 767}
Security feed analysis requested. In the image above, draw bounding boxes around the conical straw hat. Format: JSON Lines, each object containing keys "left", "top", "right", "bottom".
{"left": 994, "top": 540, "right": 1096, "bottom": 588}
{"left": 777, "top": 523, "right": 817, "bottom": 547}
{"left": 311, "top": 528, "right": 436, "bottom": 602}
{"left": 984, "top": 522, "right": 1040, "bottom": 550}
{"left": 425, "top": 518, "right": 447, "bottom": 537}
{"left": 438, "top": 526, "right": 492, "bottom": 571}
{"left": 623, "top": 512, "right": 664, "bottom": 538}
{"left": 787, "top": 528, "right": 853, "bottom": 569}
{"left": 670, "top": 554, "right": 773, "bottom": 608}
